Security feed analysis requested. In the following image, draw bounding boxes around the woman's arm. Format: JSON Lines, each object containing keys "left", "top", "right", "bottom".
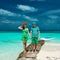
{"left": 30, "top": 31, "right": 32, "bottom": 38}
{"left": 30, "top": 28, "right": 32, "bottom": 38}
{"left": 27, "top": 28, "right": 31, "bottom": 38}
{"left": 18, "top": 26, "right": 23, "bottom": 30}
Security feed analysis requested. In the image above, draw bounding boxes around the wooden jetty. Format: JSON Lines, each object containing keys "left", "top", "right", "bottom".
{"left": 17, "top": 40, "right": 45, "bottom": 60}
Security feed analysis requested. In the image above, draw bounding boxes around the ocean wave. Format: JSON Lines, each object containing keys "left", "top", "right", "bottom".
{"left": 41, "top": 37, "right": 54, "bottom": 40}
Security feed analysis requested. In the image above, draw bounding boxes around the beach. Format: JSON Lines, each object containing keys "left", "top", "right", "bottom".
{"left": 37, "top": 43, "right": 60, "bottom": 60}
{"left": 0, "top": 32, "right": 60, "bottom": 60}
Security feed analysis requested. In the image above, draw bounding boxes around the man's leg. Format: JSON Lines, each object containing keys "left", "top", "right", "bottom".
{"left": 32, "top": 37, "right": 36, "bottom": 52}
{"left": 32, "top": 44, "right": 35, "bottom": 52}
{"left": 35, "top": 37, "right": 38, "bottom": 51}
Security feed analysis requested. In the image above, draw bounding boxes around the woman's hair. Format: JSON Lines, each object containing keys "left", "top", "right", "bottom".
{"left": 21, "top": 22, "right": 28, "bottom": 29}
{"left": 21, "top": 25, "right": 25, "bottom": 29}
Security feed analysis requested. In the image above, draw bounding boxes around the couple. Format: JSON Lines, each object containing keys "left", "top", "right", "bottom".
{"left": 18, "top": 22, "right": 40, "bottom": 53}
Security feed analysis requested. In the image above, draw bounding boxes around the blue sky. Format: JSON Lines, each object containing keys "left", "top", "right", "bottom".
{"left": 0, "top": 0, "right": 60, "bottom": 31}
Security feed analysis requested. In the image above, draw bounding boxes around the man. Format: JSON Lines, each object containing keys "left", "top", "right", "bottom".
{"left": 30, "top": 22, "right": 40, "bottom": 52}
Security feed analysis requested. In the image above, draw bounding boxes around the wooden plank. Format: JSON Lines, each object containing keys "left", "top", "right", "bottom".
{"left": 17, "top": 40, "right": 45, "bottom": 60}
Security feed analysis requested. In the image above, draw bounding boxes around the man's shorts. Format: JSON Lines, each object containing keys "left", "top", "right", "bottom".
{"left": 32, "top": 37, "right": 38, "bottom": 44}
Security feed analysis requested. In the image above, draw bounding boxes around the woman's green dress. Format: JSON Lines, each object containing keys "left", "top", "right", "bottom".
{"left": 22, "top": 29, "right": 28, "bottom": 41}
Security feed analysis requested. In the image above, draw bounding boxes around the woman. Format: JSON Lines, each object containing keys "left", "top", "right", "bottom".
{"left": 18, "top": 22, "right": 29, "bottom": 53}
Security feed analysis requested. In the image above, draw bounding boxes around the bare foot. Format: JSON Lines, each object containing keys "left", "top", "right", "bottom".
{"left": 24, "top": 50, "right": 27, "bottom": 53}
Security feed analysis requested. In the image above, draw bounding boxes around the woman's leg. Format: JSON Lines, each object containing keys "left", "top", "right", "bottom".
{"left": 23, "top": 41, "right": 27, "bottom": 53}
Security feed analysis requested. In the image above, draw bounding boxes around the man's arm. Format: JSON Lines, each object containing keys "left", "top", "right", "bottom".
{"left": 38, "top": 27, "right": 40, "bottom": 40}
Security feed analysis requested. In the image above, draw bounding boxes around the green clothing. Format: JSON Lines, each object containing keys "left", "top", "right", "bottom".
{"left": 22, "top": 29, "right": 28, "bottom": 41}
{"left": 32, "top": 37, "right": 38, "bottom": 44}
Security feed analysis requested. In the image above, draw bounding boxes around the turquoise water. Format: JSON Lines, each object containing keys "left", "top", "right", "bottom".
{"left": 0, "top": 32, "right": 31, "bottom": 60}
{"left": 40, "top": 33, "right": 60, "bottom": 43}
{"left": 0, "top": 32, "right": 60, "bottom": 42}
{"left": 0, "top": 32, "right": 60, "bottom": 60}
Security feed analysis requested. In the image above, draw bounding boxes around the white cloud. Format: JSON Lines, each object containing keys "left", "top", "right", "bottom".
{"left": 43, "top": 19, "right": 57, "bottom": 26}
{"left": 40, "top": 9, "right": 60, "bottom": 20}
{"left": 17, "top": 5, "right": 38, "bottom": 12}
{"left": 48, "top": 15, "right": 59, "bottom": 19}
{"left": 39, "top": 9, "right": 60, "bottom": 26}
{"left": 41, "top": 9, "right": 60, "bottom": 16}
{"left": 0, "top": 9, "right": 21, "bottom": 17}
{"left": 1, "top": 20, "right": 10, "bottom": 23}
{"left": 23, "top": 15, "right": 38, "bottom": 21}
{"left": 1, "top": 20, "right": 21, "bottom": 24}
{"left": 47, "top": 19, "right": 56, "bottom": 24}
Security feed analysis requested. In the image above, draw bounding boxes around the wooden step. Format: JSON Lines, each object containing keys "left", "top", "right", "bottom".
{"left": 26, "top": 52, "right": 36, "bottom": 58}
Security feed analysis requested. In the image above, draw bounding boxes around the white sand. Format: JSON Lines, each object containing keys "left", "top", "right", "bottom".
{"left": 37, "top": 43, "right": 60, "bottom": 60}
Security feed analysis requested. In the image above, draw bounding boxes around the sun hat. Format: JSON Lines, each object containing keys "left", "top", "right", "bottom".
{"left": 32, "top": 22, "right": 36, "bottom": 25}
